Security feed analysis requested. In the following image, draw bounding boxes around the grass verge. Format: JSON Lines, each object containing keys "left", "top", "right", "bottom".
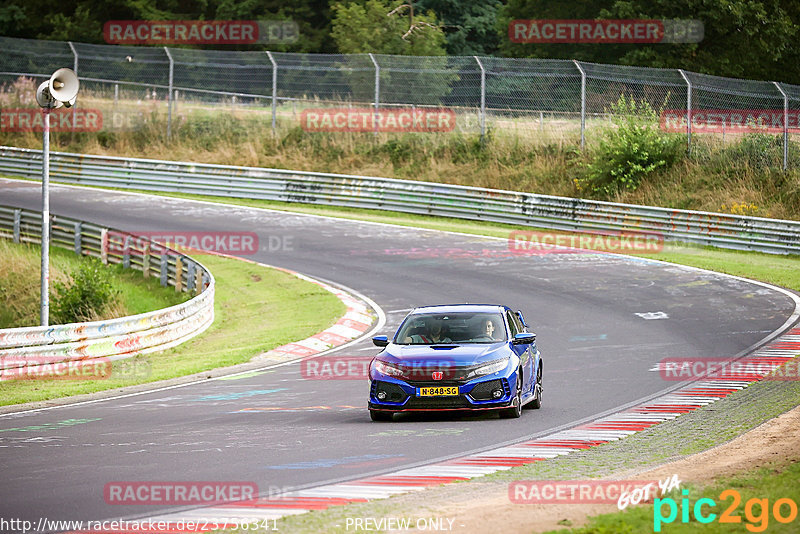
{"left": 0, "top": 239, "right": 189, "bottom": 328}
{"left": 0, "top": 252, "right": 346, "bottom": 406}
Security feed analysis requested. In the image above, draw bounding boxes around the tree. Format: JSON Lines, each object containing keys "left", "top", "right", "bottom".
{"left": 416, "top": 0, "right": 503, "bottom": 56}
{"left": 495, "top": 0, "right": 800, "bottom": 84}
{"left": 331, "top": 0, "right": 446, "bottom": 55}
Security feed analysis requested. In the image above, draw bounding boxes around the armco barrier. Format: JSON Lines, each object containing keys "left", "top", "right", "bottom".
{"left": 1, "top": 146, "right": 799, "bottom": 254}
{"left": 0, "top": 205, "right": 214, "bottom": 378}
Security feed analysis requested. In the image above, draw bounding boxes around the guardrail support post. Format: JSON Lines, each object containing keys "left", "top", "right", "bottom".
{"left": 13, "top": 209, "right": 21, "bottom": 243}
{"left": 100, "top": 228, "right": 108, "bottom": 264}
{"left": 73, "top": 221, "right": 82, "bottom": 255}
{"left": 572, "top": 60, "right": 586, "bottom": 149}
{"left": 164, "top": 47, "right": 174, "bottom": 141}
{"left": 160, "top": 253, "right": 168, "bottom": 287}
{"left": 773, "top": 81, "right": 789, "bottom": 171}
{"left": 143, "top": 242, "right": 150, "bottom": 278}
{"left": 474, "top": 56, "right": 486, "bottom": 142}
{"left": 175, "top": 257, "right": 183, "bottom": 292}
{"left": 187, "top": 260, "right": 196, "bottom": 292}
{"left": 267, "top": 51, "right": 277, "bottom": 133}
{"left": 678, "top": 69, "right": 692, "bottom": 155}
{"left": 369, "top": 53, "right": 380, "bottom": 135}
{"left": 122, "top": 235, "right": 131, "bottom": 269}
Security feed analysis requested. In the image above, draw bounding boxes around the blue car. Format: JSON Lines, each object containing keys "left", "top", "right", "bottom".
{"left": 368, "top": 304, "right": 542, "bottom": 421}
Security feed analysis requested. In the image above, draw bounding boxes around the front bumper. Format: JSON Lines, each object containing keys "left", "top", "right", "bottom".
{"left": 368, "top": 377, "right": 515, "bottom": 412}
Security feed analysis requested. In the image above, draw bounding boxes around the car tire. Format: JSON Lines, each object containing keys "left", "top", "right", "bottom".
{"left": 370, "top": 410, "right": 393, "bottom": 422}
{"left": 499, "top": 376, "right": 522, "bottom": 419}
{"left": 528, "top": 366, "right": 542, "bottom": 410}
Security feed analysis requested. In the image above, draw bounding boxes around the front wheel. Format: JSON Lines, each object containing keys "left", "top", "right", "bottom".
{"left": 528, "top": 366, "right": 542, "bottom": 410}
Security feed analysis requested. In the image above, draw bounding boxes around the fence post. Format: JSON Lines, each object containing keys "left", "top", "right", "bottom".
{"left": 68, "top": 41, "right": 78, "bottom": 132}
{"left": 678, "top": 69, "right": 692, "bottom": 154}
{"left": 122, "top": 235, "right": 131, "bottom": 269}
{"left": 572, "top": 60, "right": 586, "bottom": 149}
{"left": 368, "top": 53, "right": 380, "bottom": 135}
{"left": 164, "top": 47, "right": 174, "bottom": 140}
{"left": 160, "top": 253, "right": 168, "bottom": 287}
{"left": 187, "top": 260, "right": 196, "bottom": 292}
{"left": 143, "top": 242, "right": 150, "bottom": 278}
{"left": 474, "top": 56, "right": 486, "bottom": 141}
{"left": 773, "top": 81, "right": 789, "bottom": 171}
{"left": 100, "top": 228, "right": 108, "bottom": 264}
{"left": 175, "top": 257, "right": 183, "bottom": 292}
{"left": 73, "top": 221, "right": 82, "bottom": 255}
{"left": 267, "top": 51, "right": 277, "bottom": 133}
{"left": 13, "top": 209, "right": 21, "bottom": 243}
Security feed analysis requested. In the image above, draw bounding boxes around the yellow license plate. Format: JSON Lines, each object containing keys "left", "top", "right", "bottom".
{"left": 419, "top": 386, "right": 459, "bottom": 396}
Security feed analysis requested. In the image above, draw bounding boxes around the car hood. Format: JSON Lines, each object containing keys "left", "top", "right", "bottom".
{"left": 377, "top": 343, "right": 509, "bottom": 367}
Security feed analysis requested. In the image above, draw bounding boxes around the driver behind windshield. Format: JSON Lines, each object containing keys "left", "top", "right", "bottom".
{"left": 404, "top": 316, "right": 452, "bottom": 344}
{"left": 480, "top": 318, "right": 500, "bottom": 340}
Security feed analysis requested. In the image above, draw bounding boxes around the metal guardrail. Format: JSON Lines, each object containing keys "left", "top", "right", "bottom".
{"left": 0, "top": 145, "right": 799, "bottom": 254}
{"left": 0, "top": 204, "right": 215, "bottom": 378}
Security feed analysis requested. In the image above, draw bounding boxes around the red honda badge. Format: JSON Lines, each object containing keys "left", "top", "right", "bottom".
{"left": 432, "top": 371, "right": 443, "bottom": 380}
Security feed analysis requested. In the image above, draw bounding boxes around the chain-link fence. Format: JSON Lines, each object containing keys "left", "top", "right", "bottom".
{"left": 2, "top": 35, "right": 799, "bottom": 169}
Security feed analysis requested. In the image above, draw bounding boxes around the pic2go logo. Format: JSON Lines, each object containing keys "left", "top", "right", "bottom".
{"left": 654, "top": 489, "right": 799, "bottom": 532}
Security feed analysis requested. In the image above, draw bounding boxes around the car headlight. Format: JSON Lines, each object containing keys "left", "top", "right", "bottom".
{"left": 467, "top": 359, "right": 507, "bottom": 379}
{"left": 374, "top": 360, "right": 405, "bottom": 378}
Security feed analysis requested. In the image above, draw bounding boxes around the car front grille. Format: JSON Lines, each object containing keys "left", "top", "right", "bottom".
{"left": 404, "top": 395, "right": 474, "bottom": 409}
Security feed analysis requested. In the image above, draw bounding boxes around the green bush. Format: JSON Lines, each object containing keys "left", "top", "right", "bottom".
{"left": 583, "top": 96, "right": 684, "bottom": 197}
{"left": 721, "top": 132, "right": 783, "bottom": 171}
{"left": 51, "top": 258, "right": 118, "bottom": 324}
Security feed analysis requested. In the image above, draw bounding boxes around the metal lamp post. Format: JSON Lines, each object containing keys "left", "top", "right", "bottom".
{"left": 35, "top": 68, "right": 79, "bottom": 326}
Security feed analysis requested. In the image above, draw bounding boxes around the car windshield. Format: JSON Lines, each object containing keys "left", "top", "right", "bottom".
{"left": 395, "top": 312, "right": 507, "bottom": 345}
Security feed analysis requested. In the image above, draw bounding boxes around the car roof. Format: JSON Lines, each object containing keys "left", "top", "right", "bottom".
{"left": 408, "top": 304, "right": 509, "bottom": 315}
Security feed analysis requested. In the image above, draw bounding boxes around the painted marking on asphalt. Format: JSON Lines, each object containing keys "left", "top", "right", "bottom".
{"left": 194, "top": 388, "right": 287, "bottom": 401}
{"left": 635, "top": 311, "right": 669, "bottom": 320}
{"left": 234, "top": 405, "right": 361, "bottom": 413}
{"left": 267, "top": 454, "right": 403, "bottom": 470}
{"left": 216, "top": 371, "right": 270, "bottom": 381}
{"left": 0, "top": 417, "right": 101, "bottom": 433}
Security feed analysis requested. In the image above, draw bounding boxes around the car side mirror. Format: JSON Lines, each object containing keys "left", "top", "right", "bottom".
{"left": 512, "top": 333, "right": 535, "bottom": 345}
{"left": 372, "top": 336, "right": 389, "bottom": 347}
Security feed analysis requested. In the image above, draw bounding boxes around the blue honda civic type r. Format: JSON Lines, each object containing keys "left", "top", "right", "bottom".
{"left": 368, "top": 304, "right": 542, "bottom": 421}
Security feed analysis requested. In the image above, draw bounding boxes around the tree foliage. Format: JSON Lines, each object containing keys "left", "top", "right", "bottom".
{"left": 496, "top": 0, "right": 800, "bottom": 83}
{"left": 331, "top": 0, "right": 446, "bottom": 55}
